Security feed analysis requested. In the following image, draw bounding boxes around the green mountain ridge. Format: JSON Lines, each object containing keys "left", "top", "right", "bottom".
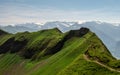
{"left": 0, "top": 28, "right": 120, "bottom": 75}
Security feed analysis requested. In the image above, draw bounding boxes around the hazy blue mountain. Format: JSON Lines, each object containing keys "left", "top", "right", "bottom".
{"left": 0, "top": 23, "right": 41, "bottom": 33}
{"left": 16, "top": 23, "right": 41, "bottom": 29}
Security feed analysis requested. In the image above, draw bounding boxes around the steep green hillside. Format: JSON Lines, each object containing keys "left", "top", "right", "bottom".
{"left": 0, "top": 29, "right": 13, "bottom": 45}
{"left": 0, "top": 28, "right": 120, "bottom": 75}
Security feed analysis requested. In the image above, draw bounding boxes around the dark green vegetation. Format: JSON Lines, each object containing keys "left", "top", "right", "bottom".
{"left": 0, "top": 29, "right": 8, "bottom": 35}
{"left": 0, "top": 28, "right": 120, "bottom": 75}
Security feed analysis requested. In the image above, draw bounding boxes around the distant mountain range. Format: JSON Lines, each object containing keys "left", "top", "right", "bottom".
{"left": 0, "top": 21, "right": 120, "bottom": 58}
{"left": 0, "top": 23, "right": 41, "bottom": 33}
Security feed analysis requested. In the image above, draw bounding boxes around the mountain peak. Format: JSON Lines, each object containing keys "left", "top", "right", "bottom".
{"left": 39, "top": 27, "right": 62, "bottom": 34}
{"left": 53, "top": 27, "right": 62, "bottom": 33}
{"left": 68, "top": 27, "right": 89, "bottom": 37}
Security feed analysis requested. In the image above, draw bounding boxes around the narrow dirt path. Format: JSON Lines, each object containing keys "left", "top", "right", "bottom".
{"left": 83, "top": 54, "right": 120, "bottom": 73}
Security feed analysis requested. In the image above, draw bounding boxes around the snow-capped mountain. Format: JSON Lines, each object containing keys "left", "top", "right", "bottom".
{"left": 41, "top": 21, "right": 76, "bottom": 32}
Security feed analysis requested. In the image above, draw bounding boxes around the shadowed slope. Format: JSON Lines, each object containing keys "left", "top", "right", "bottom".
{"left": 0, "top": 29, "right": 8, "bottom": 35}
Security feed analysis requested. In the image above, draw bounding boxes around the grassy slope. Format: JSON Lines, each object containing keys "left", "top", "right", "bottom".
{"left": 29, "top": 32, "right": 120, "bottom": 75}
{"left": 0, "top": 29, "right": 13, "bottom": 45}
{"left": 28, "top": 31, "right": 93, "bottom": 75}
{"left": 0, "top": 28, "right": 64, "bottom": 59}
{"left": 0, "top": 34, "right": 13, "bottom": 45}
{"left": 0, "top": 54, "right": 23, "bottom": 75}
{"left": 57, "top": 33, "right": 119, "bottom": 75}
{"left": 0, "top": 28, "right": 64, "bottom": 75}
{"left": 0, "top": 29, "right": 120, "bottom": 75}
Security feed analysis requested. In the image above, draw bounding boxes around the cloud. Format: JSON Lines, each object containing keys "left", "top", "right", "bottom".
{"left": 0, "top": 3, "right": 120, "bottom": 25}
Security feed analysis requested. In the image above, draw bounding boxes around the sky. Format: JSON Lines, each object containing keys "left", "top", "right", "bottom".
{"left": 0, "top": 0, "right": 120, "bottom": 25}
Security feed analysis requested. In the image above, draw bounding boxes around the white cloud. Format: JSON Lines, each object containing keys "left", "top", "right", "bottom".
{"left": 0, "top": 3, "right": 120, "bottom": 25}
